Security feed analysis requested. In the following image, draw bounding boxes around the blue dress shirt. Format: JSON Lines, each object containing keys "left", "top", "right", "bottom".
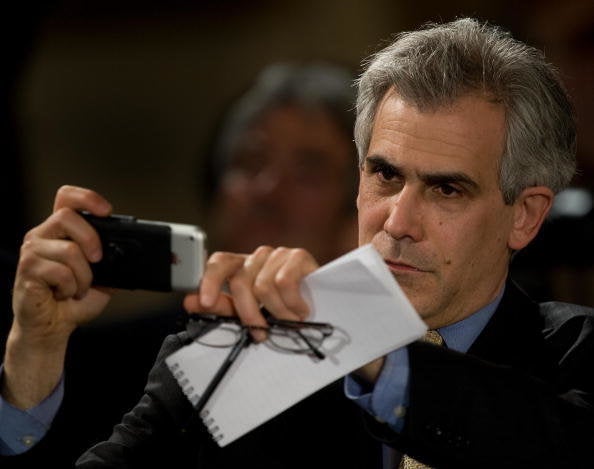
{"left": 0, "top": 365, "right": 64, "bottom": 455}
{"left": 344, "top": 289, "right": 503, "bottom": 468}
{"left": 345, "top": 290, "right": 502, "bottom": 430}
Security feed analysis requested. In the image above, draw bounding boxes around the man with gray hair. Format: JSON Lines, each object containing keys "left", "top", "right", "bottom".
{"left": 2, "top": 17, "right": 593, "bottom": 468}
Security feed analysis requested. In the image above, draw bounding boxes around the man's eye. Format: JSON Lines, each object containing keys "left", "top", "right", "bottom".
{"left": 436, "top": 184, "right": 460, "bottom": 197}
{"left": 371, "top": 163, "right": 397, "bottom": 181}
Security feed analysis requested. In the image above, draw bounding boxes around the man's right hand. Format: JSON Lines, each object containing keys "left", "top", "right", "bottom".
{"left": 1, "top": 185, "right": 113, "bottom": 409}
{"left": 183, "top": 246, "right": 320, "bottom": 342}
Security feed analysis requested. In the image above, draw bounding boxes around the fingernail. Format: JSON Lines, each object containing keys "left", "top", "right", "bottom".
{"left": 200, "top": 292, "right": 213, "bottom": 308}
{"left": 297, "top": 310, "right": 309, "bottom": 321}
{"left": 251, "top": 330, "right": 267, "bottom": 343}
{"left": 99, "top": 201, "right": 113, "bottom": 215}
{"left": 89, "top": 249, "right": 102, "bottom": 263}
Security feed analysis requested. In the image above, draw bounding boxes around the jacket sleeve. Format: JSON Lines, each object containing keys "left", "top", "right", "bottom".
{"left": 75, "top": 332, "right": 211, "bottom": 468}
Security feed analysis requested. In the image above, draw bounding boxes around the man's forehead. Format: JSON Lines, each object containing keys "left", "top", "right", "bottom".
{"left": 370, "top": 89, "right": 506, "bottom": 173}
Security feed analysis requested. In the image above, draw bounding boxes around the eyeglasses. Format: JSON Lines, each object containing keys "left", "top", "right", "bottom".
{"left": 185, "top": 312, "right": 335, "bottom": 413}
{"left": 188, "top": 313, "right": 334, "bottom": 358}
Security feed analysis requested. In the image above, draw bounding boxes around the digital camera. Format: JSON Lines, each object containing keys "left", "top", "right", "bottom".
{"left": 81, "top": 211, "right": 206, "bottom": 292}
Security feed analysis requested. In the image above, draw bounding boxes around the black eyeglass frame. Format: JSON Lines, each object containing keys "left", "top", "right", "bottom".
{"left": 187, "top": 312, "right": 334, "bottom": 358}
{"left": 185, "top": 311, "right": 335, "bottom": 414}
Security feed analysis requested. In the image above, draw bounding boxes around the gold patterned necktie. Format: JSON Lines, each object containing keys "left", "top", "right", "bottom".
{"left": 421, "top": 329, "right": 444, "bottom": 346}
{"left": 397, "top": 330, "right": 444, "bottom": 469}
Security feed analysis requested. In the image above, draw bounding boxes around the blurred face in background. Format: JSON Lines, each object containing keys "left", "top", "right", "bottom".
{"left": 211, "top": 104, "right": 357, "bottom": 263}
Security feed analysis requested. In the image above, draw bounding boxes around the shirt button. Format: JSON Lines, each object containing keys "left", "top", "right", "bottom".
{"left": 21, "top": 435, "right": 37, "bottom": 447}
{"left": 393, "top": 405, "right": 406, "bottom": 418}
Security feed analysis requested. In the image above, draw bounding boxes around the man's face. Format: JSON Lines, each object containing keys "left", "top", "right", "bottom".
{"left": 357, "top": 89, "right": 514, "bottom": 328}
{"left": 213, "top": 105, "right": 357, "bottom": 263}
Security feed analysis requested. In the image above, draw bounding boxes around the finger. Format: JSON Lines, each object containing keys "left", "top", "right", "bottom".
{"left": 198, "top": 251, "right": 247, "bottom": 309}
{"left": 252, "top": 247, "right": 299, "bottom": 321}
{"left": 19, "top": 237, "right": 93, "bottom": 301}
{"left": 27, "top": 209, "right": 104, "bottom": 264}
{"left": 41, "top": 260, "right": 80, "bottom": 302}
{"left": 254, "top": 248, "right": 318, "bottom": 321}
{"left": 17, "top": 247, "right": 80, "bottom": 303}
{"left": 53, "top": 185, "right": 112, "bottom": 216}
{"left": 183, "top": 292, "right": 235, "bottom": 316}
{"left": 274, "top": 248, "right": 318, "bottom": 319}
{"left": 228, "top": 246, "right": 274, "bottom": 340}
{"left": 36, "top": 238, "right": 94, "bottom": 299}
{"left": 14, "top": 260, "right": 112, "bottom": 331}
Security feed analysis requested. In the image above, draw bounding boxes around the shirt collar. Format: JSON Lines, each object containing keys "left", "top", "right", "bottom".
{"left": 437, "top": 286, "right": 505, "bottom": 353}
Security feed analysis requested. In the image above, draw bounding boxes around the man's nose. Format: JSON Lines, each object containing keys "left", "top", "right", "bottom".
{"left": 383, "top": 187, "right": 424, "bottom": 242}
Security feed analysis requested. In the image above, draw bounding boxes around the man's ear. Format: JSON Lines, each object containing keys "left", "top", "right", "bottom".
{"left": 356, "top": 167, "right": 364, "bottom": 211}
{"left": 508, "top": 186, "right": 554, "bottom": 250}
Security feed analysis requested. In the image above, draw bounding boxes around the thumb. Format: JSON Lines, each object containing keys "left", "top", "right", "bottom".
{"left": 183, "top": 291, "right": 236, "bottom": 317}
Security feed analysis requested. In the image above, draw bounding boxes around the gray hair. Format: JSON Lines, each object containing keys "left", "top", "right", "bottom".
{"left": 354, "top": 18, "right": 576, "bottom": 204}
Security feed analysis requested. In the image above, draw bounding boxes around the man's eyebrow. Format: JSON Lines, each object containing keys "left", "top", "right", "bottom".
{"left": 365, "top": 155, "right": 479, "bottom": 191}
{"left": 420, "top": 172, "right": 479, "bottom": 191}
{"left": 363, "top": 155, "right": 403, "bottom": 175}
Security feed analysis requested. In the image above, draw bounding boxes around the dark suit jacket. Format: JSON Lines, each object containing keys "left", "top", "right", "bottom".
{"left": 367, "top": 281, "right": 594, "bottom": 468}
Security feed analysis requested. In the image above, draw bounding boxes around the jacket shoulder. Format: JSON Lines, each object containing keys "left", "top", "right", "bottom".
{"left": 539, "top": 301, "right": 594, "bottom": 333}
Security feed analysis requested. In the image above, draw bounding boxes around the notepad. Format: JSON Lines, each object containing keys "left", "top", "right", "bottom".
{"left": 165, "top": 244, "right": 427, "bottom": 446}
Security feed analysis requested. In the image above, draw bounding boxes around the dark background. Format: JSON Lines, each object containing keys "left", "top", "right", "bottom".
{"left": 2, "top": 0, "right": 593, "bottom": 317}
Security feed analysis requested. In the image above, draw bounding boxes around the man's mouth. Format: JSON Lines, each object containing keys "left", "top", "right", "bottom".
{"left": 384, "top": 259, "right": 425, "bottom": 273}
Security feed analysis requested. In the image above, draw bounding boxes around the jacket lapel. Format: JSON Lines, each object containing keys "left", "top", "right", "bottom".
{"left": 468, "top": 281, "right": 556, "bottom": 382}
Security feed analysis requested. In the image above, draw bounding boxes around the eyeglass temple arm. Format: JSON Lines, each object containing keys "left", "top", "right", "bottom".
{"left": 193, "top": 328, "right": 252, "bottom": 414}
{"left": 294, "top": 330, "right": 326, "bottom": 360}
{"left": 192, "top": 311, "right": 333, "bottom": 332}
{"left": 261, "top": 308, "right": 333, "bottom": 330}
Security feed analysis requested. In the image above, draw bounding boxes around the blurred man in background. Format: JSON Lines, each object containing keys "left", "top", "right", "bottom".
{"left": 202, "top": 62, "right": 358, "bottom": 263}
